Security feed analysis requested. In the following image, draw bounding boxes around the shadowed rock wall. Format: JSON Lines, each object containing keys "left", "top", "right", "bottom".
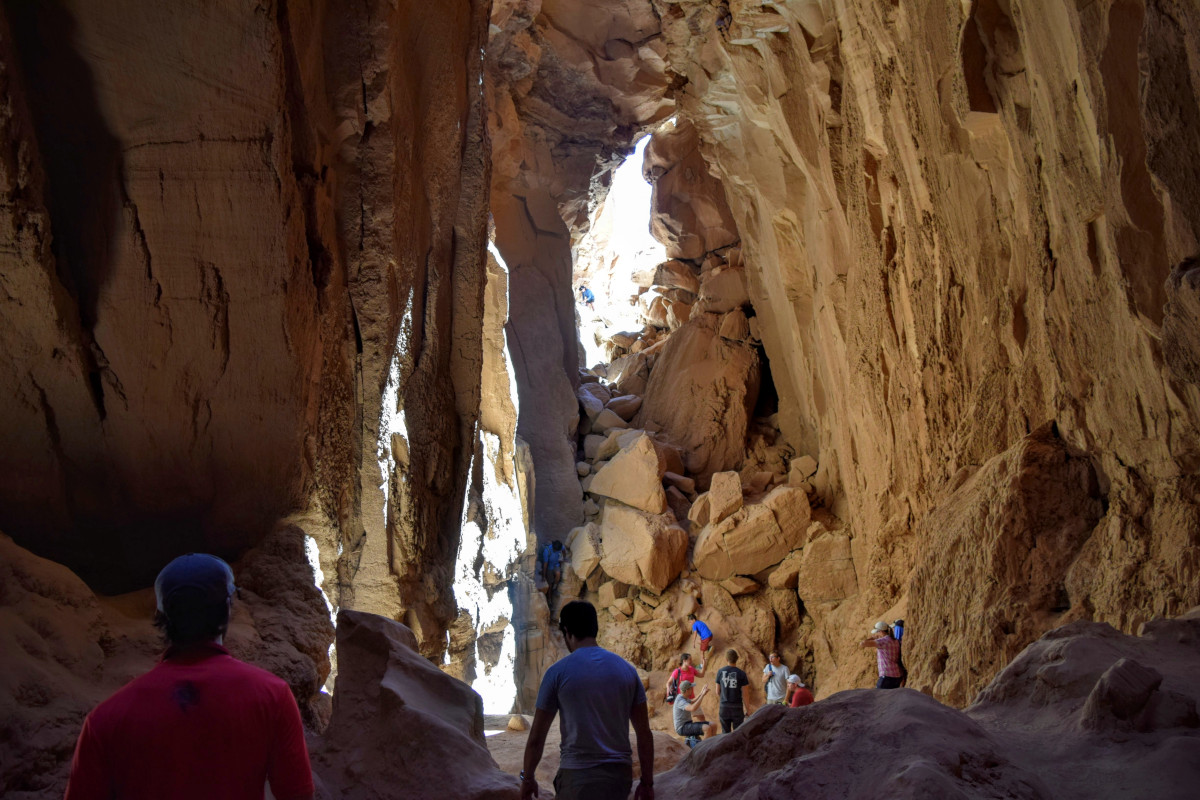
{"left": 0, "top": 0, "right": 491, "bottom": 657}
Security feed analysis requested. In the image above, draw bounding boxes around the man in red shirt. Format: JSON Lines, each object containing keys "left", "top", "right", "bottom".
{"left": 64, "top": 553, "right": 314, "bottom": 800}
{"left": 860, "top": 621, "right": 903, "bottom": 689}
{"left": 787, "top": 675, "right": 814, "bottom": 707}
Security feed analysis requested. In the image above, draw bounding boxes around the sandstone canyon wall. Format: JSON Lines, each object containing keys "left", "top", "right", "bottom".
{"left": 490, "top": 0, "right": 1200, "bottom": 713}
{"left": 645, "top": 0, "right": 1200, "bottom": 703}
{"left": 0, "top": 0, "right": 491, "bottom": 658}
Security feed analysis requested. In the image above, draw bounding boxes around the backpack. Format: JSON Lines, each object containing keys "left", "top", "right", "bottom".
{"left": 664, "top": 669, "right": 680, "bottom": 705}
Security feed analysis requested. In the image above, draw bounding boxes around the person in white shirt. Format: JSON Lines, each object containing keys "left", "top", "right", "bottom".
{"left": 761, "top": 651, "right": 791, "bottom": 705}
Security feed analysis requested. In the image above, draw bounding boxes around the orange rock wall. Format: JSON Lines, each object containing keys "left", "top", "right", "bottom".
{"left": 653, "top": 0, "right": 1200, "bottom": 698}
{"left": 0, "top": 0, "right": 491, "bottom": 654}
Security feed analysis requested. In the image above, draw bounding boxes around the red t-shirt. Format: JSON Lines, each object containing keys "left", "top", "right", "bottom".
{"left": 65, "top": 643, "right": 313, "bottom": 800}
{"left": 789, "top": 687, "right": 814, "bottom": 707}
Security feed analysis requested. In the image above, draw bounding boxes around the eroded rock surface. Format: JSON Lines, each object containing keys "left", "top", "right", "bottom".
{"left": 311, "top": 610, "right": 519, "bottom": 800}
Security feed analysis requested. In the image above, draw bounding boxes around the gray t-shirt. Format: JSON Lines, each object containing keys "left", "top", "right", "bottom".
{"left": 763, "top": 664, "right": 790, "bottom": 702}
{"left": 672, "top": 693, "right": 694, "bottom": 732}
{"left": 536, "top": 646, "right": 647, "bottom": 770}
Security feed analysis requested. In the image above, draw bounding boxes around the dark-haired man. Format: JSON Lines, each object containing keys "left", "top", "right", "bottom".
{"left": 65, "top": 553, "right": 313, "bottom": 800}
{"left": 715, "top": 648, "right": 751, "bottom": 732}
{"left": 521, "top": 600, "right": 654, "bottom": 800}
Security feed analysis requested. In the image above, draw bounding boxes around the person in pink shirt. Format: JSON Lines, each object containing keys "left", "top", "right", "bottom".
{"left": 860, "top": 621, "right": 903, "bottom": 689}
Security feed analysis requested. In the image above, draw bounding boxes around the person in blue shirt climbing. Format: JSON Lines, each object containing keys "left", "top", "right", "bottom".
{"left": 541, "top": 540, "right": 565, "bottom": 594}
{"left": 578, "top": 285, "right": 595, "bottom": 311}
{"left": 688, "top": 614, "right": 713, "bottom": 660}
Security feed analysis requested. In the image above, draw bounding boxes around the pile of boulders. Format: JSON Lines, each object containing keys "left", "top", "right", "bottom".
{"left": 551, "top": 244, "right": 847, "bottom": 729}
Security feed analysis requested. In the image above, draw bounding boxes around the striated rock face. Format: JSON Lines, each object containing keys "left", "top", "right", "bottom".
{"left": 656, "top": 614, "right": 1200, "bottom": 800}
{"left": 635, "top": 313, "right": 760, "bottom": 484}
{"left": 908, "top": 424, "right": 1105, "bottom": 706}
{"left": 644, "top": 0, "right": 1200, "bottom": 699}
{"left": 0, "top": 0, "right": 492, "bottom": 657}
{"left": 643, "top": 116, "right": 739, "bottom": 261}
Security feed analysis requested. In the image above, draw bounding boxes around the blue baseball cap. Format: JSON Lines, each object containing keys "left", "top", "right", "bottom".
{"left": 154, "top": 553, "right": 236, "bottom": 614}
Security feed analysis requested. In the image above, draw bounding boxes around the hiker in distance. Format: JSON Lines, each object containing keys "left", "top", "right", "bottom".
{"left": 65, "top": 553, "right": 313, "bottom": 800}
{"left": 522, "top": 600, "right": 655, "bottom": 800}
{"left": 860, "top": 620, "right": 904, "bottom": 688}
{"left": 688, "top": 613, "right": 714, "bottom": 659}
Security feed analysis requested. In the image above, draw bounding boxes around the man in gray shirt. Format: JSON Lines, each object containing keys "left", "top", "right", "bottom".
{"left": 522, "top": 601, "right": 655, "bottom": 800}
{"left": 673, "top": 681, "right": 715, "bottom": 745}
{"left": 762, "top": 651, "right": 791, "bottom": 705}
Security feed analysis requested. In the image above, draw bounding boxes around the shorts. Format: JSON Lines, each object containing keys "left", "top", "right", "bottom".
{"left": 877, "top": 676, "right": 902, "bottom": 689}
{"left": 676, "top": 721, "right": 706, "bottom": 737}
{"left": 698, "top": 636, "right": 712, "bottom": 653}
{"left": 719, "top": 712, "right": 744, "bottom": 733}
{"left": 553, "top": 763, "right": 633, "bottom": 800}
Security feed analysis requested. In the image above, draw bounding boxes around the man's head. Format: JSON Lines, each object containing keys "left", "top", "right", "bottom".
{"left": 871, "top": 621, "right": 891, "bottom": 638}
{"left": 768, "top": 651, "right": 781, "bottom": 664}
{"left": 153, "top": 553, "right": 236, "bottom": 648}
{"left": 559, "top": 601, "right": 599, "bottom": 651}
{"left": 552, "top": 540, "right": 563, "bottom": 552}
{"left": 679, "top": 680, "right": 694, "bottom": 696}
{"left": 726, "top": 648, "right": 739, "bottom": 665}
{"left": 788, "top": 675, "right": 805, "bottom": 688}
{"left": 679, "top": 653, "right": 692, "bottom": 666}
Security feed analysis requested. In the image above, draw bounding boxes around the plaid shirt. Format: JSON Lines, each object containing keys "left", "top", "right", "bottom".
{"left": 875, "top": 635, "right": 902, "bottom": 678}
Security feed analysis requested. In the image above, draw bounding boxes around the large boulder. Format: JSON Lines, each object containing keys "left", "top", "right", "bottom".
{"left": 692, "top": 487, "right": 811, "bottom": 581}
{"left": 588, "top": 434, "right": 667, "bottom": 514}
{"left": 635, "top": 315, "right": 759, "bottom": 483}
{"left": 312, "top": 610, "right": 519, "bottom": 799}
{"left": 796, "top": 532, "right": 858, "bottom": 602}
{"left": 566, "top": 522, "right": 602, "bottom": 580}
{"left": 697, "top": 266, "right": 750, "bottom": 314}
{"left": 692, "top": 505, "right": 779, "bottom": 581}
{"left": 643, "top": 117, "right": 739, "bottom": 260}
{"left": 599, "top": 503, "right": 687, "bottom": 593}
{"left": 653, "top": 259, "right": 701, "bottom": 294}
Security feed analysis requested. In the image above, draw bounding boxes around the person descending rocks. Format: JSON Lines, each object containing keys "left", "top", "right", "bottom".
{"left": 578, "top": 284, "right": 595, "bottom": 311}
{"left": 860, "top": 620, "right": 904, "bottom": 689}
{"left": 673, "top": 680, "right": 716, "bottom": 748}
{"left": 762, "top": 651, "right": 791, "bottom": 705}
{"left": 540, "top": 540, "right": 566, "bottom": 596}
{"left": 688, "top": 613, "right": 714, "bottom": 660}
{"left": 65, "top": 554, "right": 314, "bottom": 800}
{"left": 522, "top": 601, "right": 654, "bottom": 800}
{"left": 787, "top": 674, "right": 814, "bottom": 707}
{"left": 715, "top": 648, "right": 751, "bottom": 732}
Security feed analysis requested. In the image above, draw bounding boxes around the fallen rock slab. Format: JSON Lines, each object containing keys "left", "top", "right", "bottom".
{"left": 312, "top": 610, "right": 520, "bottom": 800}
{"left": 588, "top": 433, "right": 667, "bottom": 514}
{"left": 599, "top": 503, "right": 687, "bottom": 593}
